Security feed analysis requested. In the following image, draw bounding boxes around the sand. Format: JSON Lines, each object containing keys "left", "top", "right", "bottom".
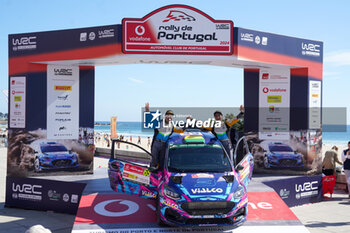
{"left": 94, "top": 134, "right": 152, "bottom": 152}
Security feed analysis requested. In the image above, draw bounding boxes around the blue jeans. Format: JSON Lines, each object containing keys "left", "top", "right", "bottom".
{"left": 151, "top": 140, "right": 166, "bottom": 168}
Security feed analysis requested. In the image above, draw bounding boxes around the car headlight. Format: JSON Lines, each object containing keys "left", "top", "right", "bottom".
{"left": 164, "top": 185, "right": 180, "bottom": 200}
{"left": 233, "top": 185, "right": 245, "bottom": 199}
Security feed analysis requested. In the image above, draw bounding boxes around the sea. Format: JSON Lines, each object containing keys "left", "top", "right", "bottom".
{"left": 95, "top": 121, "right": 350, "bottom": 145}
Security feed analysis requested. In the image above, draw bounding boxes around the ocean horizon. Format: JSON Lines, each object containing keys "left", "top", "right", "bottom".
{"left": 94, "top": 121, "right": 350, "bottom": 145}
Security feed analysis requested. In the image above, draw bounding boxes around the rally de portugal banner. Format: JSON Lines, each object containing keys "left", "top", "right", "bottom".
{"left": 122, "top": 5, "right": 233, "bottom": 55}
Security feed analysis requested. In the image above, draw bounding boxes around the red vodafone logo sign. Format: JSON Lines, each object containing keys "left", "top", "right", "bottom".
{"left": 135, "top": 25, "right": 145, "bottom": 36}
{"left": 122, "top": 5, "right": 233, "bottom": 55}
{"left": 74, "top": 192, "right": 298, "bottom": 225}
{"left": 262, "top": 87, "right": 287, "bottom": 93}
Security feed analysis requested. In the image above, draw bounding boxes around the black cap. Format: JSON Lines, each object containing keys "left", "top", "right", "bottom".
{"left": 165, "top": 110, "right": 174, "bottom": 115}
{"left": 214, "top": 110, "right": 223, "bottom": 116}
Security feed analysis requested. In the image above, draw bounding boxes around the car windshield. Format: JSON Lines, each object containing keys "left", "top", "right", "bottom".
{"left": 269, "top": 145, "right": 293, "bottom": 152}
{"left": 167, "top": 144, "right": 232, "bottom": 173}
{"left": 41, "top": 145, "right": 68, "bottom": 153}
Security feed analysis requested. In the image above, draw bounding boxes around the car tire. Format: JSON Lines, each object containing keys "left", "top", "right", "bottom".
{"left": 263, "top": 156, "right": 271, "bottom": 169}
{"left": 156, "top": 195, "right": 166, "bottom": 227}
{"left": 34, "top": 158, "right": 41, "bottom": 173}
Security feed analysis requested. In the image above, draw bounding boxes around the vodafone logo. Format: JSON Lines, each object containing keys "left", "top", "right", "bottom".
{"left": 263, "top": 87, "right": 287, "bottom": 93}
{"left": 135, "top": 25, "right": 145, "bottom": 36}
{"left": 94, "top": 199, "right": 139, "bottom": 217}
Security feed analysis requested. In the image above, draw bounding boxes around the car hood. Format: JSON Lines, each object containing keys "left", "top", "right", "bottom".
{"left": 171, "top": 172, "right": 237, "bottom": 200}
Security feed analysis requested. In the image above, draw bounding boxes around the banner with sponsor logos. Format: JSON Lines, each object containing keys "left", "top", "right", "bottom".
{"left": 123, "top": 5, "right": 233, "bottom": 55}
{"left": 263, "top": 175, "right": 322, "bottom": 207}
{"left": 47, "top": 65, "right": 79, "bottom": 139}
{"left": 309, "top": 81, "right": 322, "bottom": 129}
{"left": 6, "top": 176, "right": 86, "bottom": 214}
{"left": 259, "top": 68, "right": 290, "bottom": 140}
{"left": 9, "top": 76, "right": 26, "bottom": 128}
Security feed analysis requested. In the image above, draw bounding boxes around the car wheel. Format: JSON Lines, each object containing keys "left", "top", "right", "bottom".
{"left": 34, "top": 158, "right": 41, "bottom": 172}
{"left": 156, "top": 196, "right": 166, "bottom": 227}
{"left": 263, "top": 156, "right": 270, "bottom": 169}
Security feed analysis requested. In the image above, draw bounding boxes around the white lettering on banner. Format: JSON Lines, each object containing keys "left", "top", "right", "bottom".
{"left": 123, "top": 5, "right": 233, "bottom": 55}
{"left": 295, "top": 181, "right": 318, "bottom": 192}
{"left": 12, "top": 36, "right": 37, "bottom": 51}
{"left": 12, "top": 183, "right": 42, "bottom": 195}
{"left": 71, "top": 226, "right": 311, "bottom": 233}
{"left": 94, "top": 200, "right": 139, "bottom": 217}
{"left": 47, "top": 65, "right": 79, "bottom": 139}
{"left": 247, "top": 202, "right": 273, "bottom": 210}
{"left": 301, "top": 42, "right": 321, "bottom": 57}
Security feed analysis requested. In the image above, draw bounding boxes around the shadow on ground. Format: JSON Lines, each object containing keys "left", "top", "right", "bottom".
{"left": 0, "top": 202, "right": 75, "bottom": 233}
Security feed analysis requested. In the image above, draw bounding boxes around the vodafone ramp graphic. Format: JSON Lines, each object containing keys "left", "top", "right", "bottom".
{"left": 122, "top": 5, "right": 233, "bottom": 55}
{"left": 94, "top": 199, "right": 139, "bottom": 217}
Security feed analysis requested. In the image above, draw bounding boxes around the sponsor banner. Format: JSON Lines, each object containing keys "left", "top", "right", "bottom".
{"left": 47, "top": 65, "right": 79, "bottom": 139}
{"left": 9, "top": 25, "right": 120, "bottom": 57}
{"left": 263, "top": 176, "right": 323, "bottom": 207}
{"left": 9, "top": 76, "right": 26, "bottom": 128}
{"left": 110, "top": 116, "right": 117, "bottom": 139}
{"left": 237, "top": 27, "right": 323, "bottom": 63}
{"left": 72, "top": 226, "right": 309, "bottom": 233}
{"left": 122, "top": 163, "right": 150, "bottom": 185}
{"left": 259, "top": 69, "right": 290, "bottom": 140}
{"left": 123, "top": 5, "right": 233, "bottom": 55}
{"left": 5, "top": 176, "right": 86, "bottom": 214}
{"left": 309, "top": 81, "right": 321, "bottom": 129}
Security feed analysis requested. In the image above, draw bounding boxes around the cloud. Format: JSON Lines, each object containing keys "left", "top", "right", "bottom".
{"left": 128, "top": 77, "right": 144, "bottom": 84}
{"left": 324, "top": 51, "right": 350, "bottom": 66}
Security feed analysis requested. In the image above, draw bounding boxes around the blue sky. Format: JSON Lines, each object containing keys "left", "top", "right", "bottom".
{"left": 1, "top": 0, "right": 349, "bottom": 121}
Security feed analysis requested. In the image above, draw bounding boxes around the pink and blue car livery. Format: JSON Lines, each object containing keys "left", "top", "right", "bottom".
{"left": 108, "top": 131, "right": 253, "bottom": 226}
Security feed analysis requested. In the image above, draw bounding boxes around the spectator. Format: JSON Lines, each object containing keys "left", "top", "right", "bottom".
{"left": 341, "top": 141, "right": 350, "bottom": 198}
{"left": 137, "top": 136, "right": 141, "bottom": 145}
{"left": 322, "top": 146, "right": 342, "bottom": 175}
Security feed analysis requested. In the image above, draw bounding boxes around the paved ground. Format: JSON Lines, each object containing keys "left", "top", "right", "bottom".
{"left": 1, "top": 148, "right": 350, "bottom": 233}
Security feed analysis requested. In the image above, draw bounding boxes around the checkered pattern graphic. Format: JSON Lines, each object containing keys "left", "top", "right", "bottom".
{"left": 162, "top": 10, "right": 196, "bottom": 22}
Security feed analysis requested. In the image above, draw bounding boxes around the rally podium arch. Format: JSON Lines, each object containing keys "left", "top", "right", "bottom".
{"left": 7, "top": 4, "right": 322, "bottom": 229}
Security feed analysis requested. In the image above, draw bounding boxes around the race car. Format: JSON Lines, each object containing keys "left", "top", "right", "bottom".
{"left": 108, "top": 130, "right": 254, "bottom": 227}
{"left": 263, "top": 142, "right": 303, "bottom": 169}
{"left": 34, "top": 141, "right": 79, "bottom": 172}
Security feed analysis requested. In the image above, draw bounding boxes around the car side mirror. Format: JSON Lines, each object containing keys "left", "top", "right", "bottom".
{"left": 235, "top": 164, "right": 244, "bottom": 172}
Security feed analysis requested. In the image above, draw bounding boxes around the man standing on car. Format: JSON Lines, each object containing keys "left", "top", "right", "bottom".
{"left": 209, "top": 106, "right": 244, "bottom": 161}
{"left": 145, "top": 103, "right": 182, "bottom": 170}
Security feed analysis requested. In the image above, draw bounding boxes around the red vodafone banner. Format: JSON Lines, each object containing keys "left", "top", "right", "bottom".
{"left": 74, "top": 192, "right": 297, "bottom": 225}
{"left": 122, "top": 5, "right": 233, "bottom": 55}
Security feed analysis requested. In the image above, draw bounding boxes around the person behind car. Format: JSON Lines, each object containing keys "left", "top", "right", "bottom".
{"left": 341, "top": 141, "right": 350, "bottom": 198}
{"left": 145, "top": 103, "right": 183, "bottom": 170}
{"left": 322, "top": 146, "right": 342, "bottom": 175}
{"left": 204, "top": 106, "right": 244, "bottom": 161}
